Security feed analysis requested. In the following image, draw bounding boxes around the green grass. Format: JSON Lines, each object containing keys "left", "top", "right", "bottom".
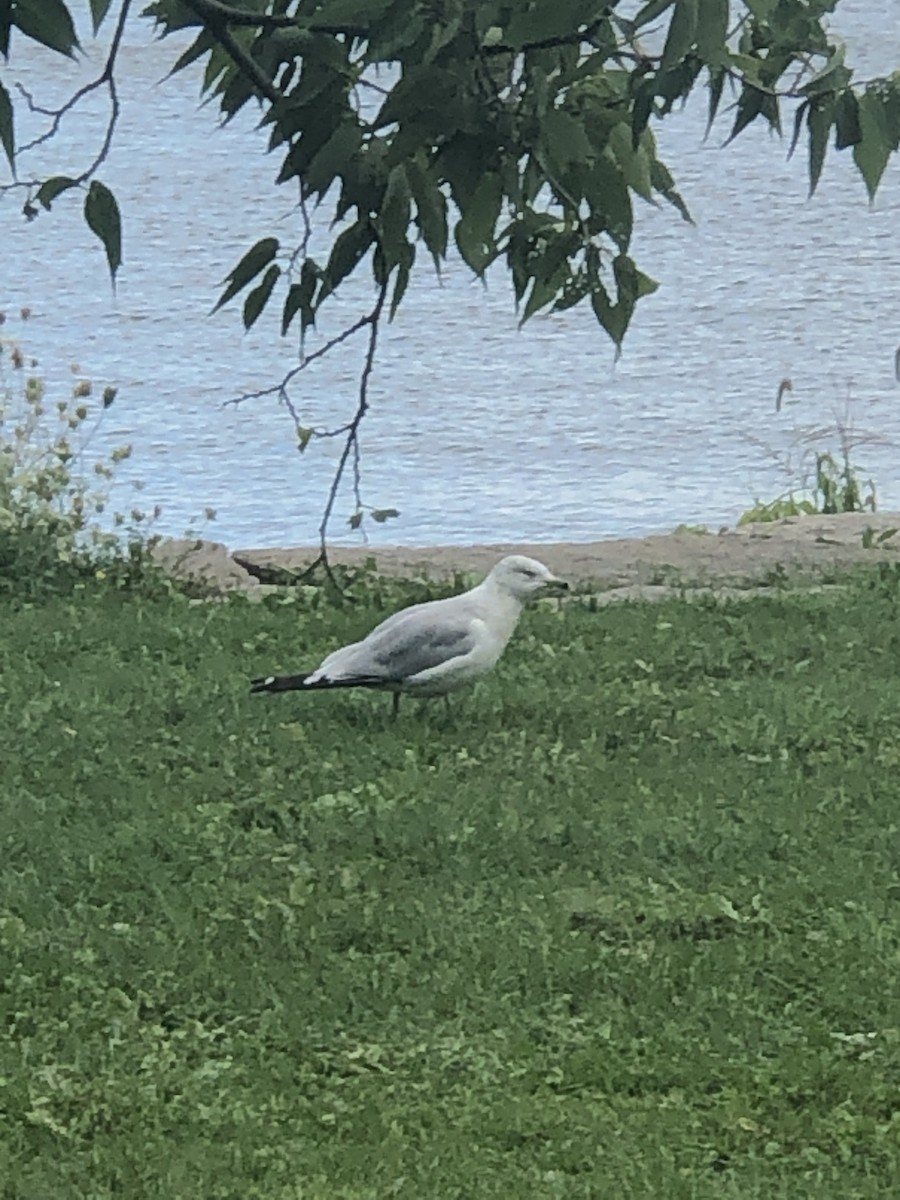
{"left": 2, "top": 569, "right": 900, "bottom": 1198}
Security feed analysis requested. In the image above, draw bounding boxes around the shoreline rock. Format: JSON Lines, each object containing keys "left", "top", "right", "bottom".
{"left": 153, "top": 512, "right": 900, "bottom": 596}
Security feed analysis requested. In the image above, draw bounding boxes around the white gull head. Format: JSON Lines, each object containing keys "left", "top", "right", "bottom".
{"left": 483, "top": 555, "right": 568, "bottom": 602}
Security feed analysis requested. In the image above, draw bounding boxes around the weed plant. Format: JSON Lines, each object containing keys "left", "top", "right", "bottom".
{"left": 0, "top": 318, "right": 160, "bottom": 598}
{"left": 741, "top": 382, "right": 882, "bottom": 524}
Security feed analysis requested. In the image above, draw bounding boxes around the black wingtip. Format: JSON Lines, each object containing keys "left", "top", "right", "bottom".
{"left": 250, "top": 672, "right": 312, "bottom": 695}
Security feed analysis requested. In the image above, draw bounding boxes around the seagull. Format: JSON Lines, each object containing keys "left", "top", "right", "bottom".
{"left": 250, "top": 554, "right": 568, "bottom": 715}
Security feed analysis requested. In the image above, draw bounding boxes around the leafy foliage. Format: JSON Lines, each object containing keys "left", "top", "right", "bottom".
{"left": 0, "top": 320, "right": 154, "bottom": 595}
{"left": 3, "top": 571, "right": 900, "bottom": 1192}
{"left": 3, "top": 1, "right": 900, "bottom": 345}
{"left": 740, "top": 451, "right": 876, "bottom": 525}
{"left": 742, "top": 382, "right": 881, "bottom": 525}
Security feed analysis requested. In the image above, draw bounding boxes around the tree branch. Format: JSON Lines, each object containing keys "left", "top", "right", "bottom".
{"left": 311, "top": 279, "right": 388, "bottom": 577}
{"left": 224, "top": 281, "right": 389, "bottom": 584}
{"left": 11, "top": 0, "right": 131, "bottom": 181}
{"left": 225, "top": 308, "right": 374, "bottom": 408}
{"left": 176, "top": 0, "right": 367, "bottom": 38}
{"left": 483, "top": 18, "right": 606, "bottom": 57}
{"left": 181, "top": 0, "right": 286, "bottom": 107}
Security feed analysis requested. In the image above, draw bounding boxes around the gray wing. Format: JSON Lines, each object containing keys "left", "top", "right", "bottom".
{"left": 346, "top": 598, "right": 479, "bottom": 682}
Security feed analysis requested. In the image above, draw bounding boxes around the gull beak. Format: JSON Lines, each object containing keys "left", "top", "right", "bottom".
{"left": 544, "top": 574, "right": 569, "bottom": 594}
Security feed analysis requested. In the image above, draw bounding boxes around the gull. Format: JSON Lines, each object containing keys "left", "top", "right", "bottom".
{"left": 250, "top": 554, "right": 567, "bottom": 715}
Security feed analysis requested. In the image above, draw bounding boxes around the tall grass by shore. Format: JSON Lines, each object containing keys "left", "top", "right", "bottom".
{"left": 2, "top": 571, "right": 899, "bottom": 1197}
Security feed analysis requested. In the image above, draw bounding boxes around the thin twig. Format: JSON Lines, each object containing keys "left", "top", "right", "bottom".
{"left": 224, "top": 310, "right": 374, "bottom": 407}
{"left": 315, "top": 280, "right": 388, "bottom": 569}
{"left": 223, "top": 283, "right": 388, "bottom": 586}
{"left": 355, "top": 76, "right": 390, "bottom": 97}
{"left": 14, "top": 0, "right": 131, "bottom": 180}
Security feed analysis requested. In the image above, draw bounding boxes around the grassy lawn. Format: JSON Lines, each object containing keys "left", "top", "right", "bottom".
{"left": 1, "top": 568, "right": 899, "bottom": 1198}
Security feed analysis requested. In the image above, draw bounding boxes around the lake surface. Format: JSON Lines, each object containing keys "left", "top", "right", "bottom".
{"left": 1, "top": 2, "right": 899, "bottom": 549}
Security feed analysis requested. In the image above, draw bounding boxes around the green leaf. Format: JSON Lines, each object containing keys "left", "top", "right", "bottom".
{"left": 807, "top": 98, "right": 835, "bottom": 196}
{"left": 35, "top": 174, "right": 77, "bottom": 210}
{"left": 552, "top": 270, "right": 591, "bottom": 314}
{"left": 0, "top": 80, "right": 13, "bottom": 174}
{"left": 655, "top": 60, "right": 703, "bottom": 118}
{"left": 407, "top": 157, "right": 448, "bottom": 266}
{"left": 705, "top": 65, "right": 725, "bottom": 138}
{"left": 281, "top": 284, "right": 305, "bottom": 338}
{"left": 167, "top": 29, "right": 216, "bottom": 79}
{"left": 588, "top": 154, "right": 633, "bottom": 250}
{"left": 517, "top": 226, "right": 576, "bottom": 325}
{"left": 389, "top": 241, "right": 415, "bottom": 321}
{"left": 660, "top": 0, "right": 698, "bottom": 71}
{"left": 455, "top": 173, "right": 503, "bottom": 275}
{"left": 725, "top": 86, "right": 765, "bottom": 143}
{"left": 215, "top": 237, "right": 280, "bottom": 313}
{"left": 631, "top": 77, "right": 656, "bottom": 146}
{"left": 83, "top": 180, "right": 122, "bottom": 283}
{"left": 371, "top": 508, "right": 399, "bottom": 523}
{"left": 615, "top": 253, "right": 658, "bottom": 304}
{"left": 695, "top": 0, "right": 728, "bottom": 64}
{"left": 13, "top": 0, "right": 79, "bottom": 58}
{"left": 377, "top": 164, "right": 411, "bottom": 272}
{"left": 305, "top": 122, "right": 363, "bottom": 198}
{"left": 799, "top": 46, "right": 851, "bottom": 100}
{"left": 590, "top": 280, "right": 627, "bottom": 348}
{"left": 834, "top": 90, "right": 861, "bottom": 151}
{"left": 218, "top": 69, "right": 254, "bottom": 124}
{"left": 505, "top": 4, "right": 579, "bottom": 48}
{"left": 365, "top": 1, "right": 425, "bottom": 60}
{"left": 788, "top": 99, "right": 809, "bottom": 159}
{"left": 726, "top": 52, "right": 765, "bottom": 87}
{"left": 348, "top": 511, "right": 363, "bottom": 530}
{"left": 541, "top": 108, "right": 594, "bottom": 174}
{"left": 521, "top": 271, "right": 561, "bottom": 325}
{"left": 242, "top": 264, "right": 281, "bottom": 331}
{"left": 319, "top": 220, "right": 375, "bottom": 300}
{"left": 609, "top": 124, "right": 653, "bottom": 200}
{"left": 281, "top": 259, "right": 320, "bottom": 337}
{"left": 633, "top": 0, "right": 676, "bottom": 32}
{"left": 588, "top": 251, "right": 659, "bottom": 350}
{"left": 853, "top": 89, "right": 892, "bottom": 200}
{"left": 89, "top": 0, "right": 114, "bottom": 35}
{"left": 651, "top": 160, "right": 693, "bottom": 224}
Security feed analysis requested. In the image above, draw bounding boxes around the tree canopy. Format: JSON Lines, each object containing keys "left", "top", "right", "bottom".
{"left": 1, "top": 0, "right": 898, "bottom": 550}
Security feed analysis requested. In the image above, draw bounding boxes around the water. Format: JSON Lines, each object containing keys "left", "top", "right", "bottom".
{"left": 1, "top": 2, "right": 898, "bottom": 549}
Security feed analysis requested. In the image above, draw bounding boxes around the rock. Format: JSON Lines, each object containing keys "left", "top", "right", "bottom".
{"left": 151, "top": 537, "right": 259, "bottom": 593}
